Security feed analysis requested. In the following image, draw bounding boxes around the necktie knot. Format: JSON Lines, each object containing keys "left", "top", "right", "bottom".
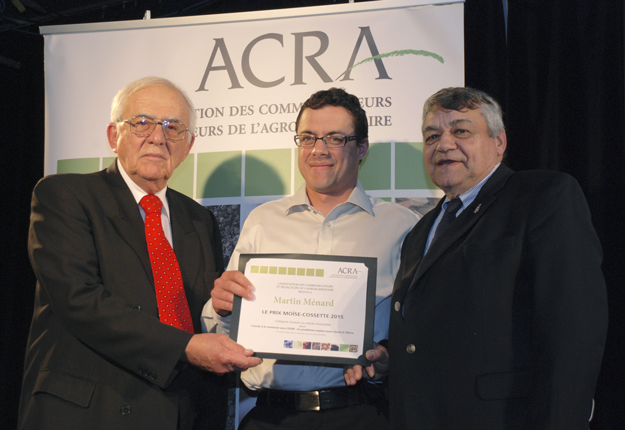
{"left": 139, "top": 194, "right": 162, "bottom": 215}
{"left": 444, "top": 197, "right": 462, "bottom": 216}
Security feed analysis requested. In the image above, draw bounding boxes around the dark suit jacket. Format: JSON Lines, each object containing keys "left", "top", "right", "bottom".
{"left": 389, "top": 164, "right": 608, "bottom": 430}
{"left": 19, "top": 161, "right": 226, "bottom": 430}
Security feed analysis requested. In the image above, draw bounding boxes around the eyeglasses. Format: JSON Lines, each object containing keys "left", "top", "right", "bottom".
{"left": 294, "top": 134, "right": 358, "bottom": 148}
{"left": 122, "top": 116, "right": 189, "bottom": 141}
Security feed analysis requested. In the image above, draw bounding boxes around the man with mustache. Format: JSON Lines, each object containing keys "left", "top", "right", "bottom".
{"left": 388, "top": 87, "right": 608, "bottom": 429}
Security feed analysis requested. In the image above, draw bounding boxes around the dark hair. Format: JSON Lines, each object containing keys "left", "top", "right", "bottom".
{"left": 422, "top": 87, "right": 504, "bottom": 137}
{"left": 295, "top": 87, "right": 368, "bottom": 145}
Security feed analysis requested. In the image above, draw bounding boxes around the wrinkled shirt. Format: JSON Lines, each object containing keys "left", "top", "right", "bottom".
{"left": 202, "top": 182, "right": 419, "bottom": 391}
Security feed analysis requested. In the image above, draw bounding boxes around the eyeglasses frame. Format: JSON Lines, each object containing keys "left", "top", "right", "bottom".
{"left": 294, "top": 134, "right": 359, "bottom": 148}
{"left": 121, "top": 116, "right": 190, "bottom": 141}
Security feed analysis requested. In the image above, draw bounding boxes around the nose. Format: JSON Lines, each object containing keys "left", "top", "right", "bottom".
{"left": 437, "top": 131, "right": 457, "bottom": 152}
{"left": 311, "top": 137, "right": 329, "bottom": 155}
{"left": 147, "top": 121, "right": 167, "bottom": 145}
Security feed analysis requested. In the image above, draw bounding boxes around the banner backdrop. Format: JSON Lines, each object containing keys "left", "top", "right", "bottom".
{"left": 42, "top": 0, "right": 463, "bottom": 425}
{"left": 43, "top": 0, "right": 463, "bottom": 237}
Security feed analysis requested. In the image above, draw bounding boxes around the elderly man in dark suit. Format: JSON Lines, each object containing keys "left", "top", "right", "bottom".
{"left": 18, "top": 76, "right": 261, "bottom": 430}
{"left": 388, "top": 87, "right": 608, "bottom": 429}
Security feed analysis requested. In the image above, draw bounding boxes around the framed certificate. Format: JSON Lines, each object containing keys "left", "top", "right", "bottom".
{"left": 230, "top": 254, "right": 377, "bottom": 366}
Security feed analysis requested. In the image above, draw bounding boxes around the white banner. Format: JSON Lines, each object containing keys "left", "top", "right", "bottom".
{"left": 43, "top": 0, "right": 463, "bottom": 215}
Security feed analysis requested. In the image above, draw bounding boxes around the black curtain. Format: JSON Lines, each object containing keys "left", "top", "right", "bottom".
{"left": 466, "top": 1, "right": 625, "bottom": 428}
{"left": 2, "top": 0, "right": 624, "bottom": 428}
{"left": 0, "top": 28, "right": 44, "bottom": 430}
{"left": 507, "top": 2, "right": 624, "bottom": 427}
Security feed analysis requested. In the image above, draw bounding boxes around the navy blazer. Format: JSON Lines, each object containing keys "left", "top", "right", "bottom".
{"left": 389, "top": 164, "right": 608, "bottom": 430}
{"left": 19, "top": 161, "right": 225, "bottom": 430}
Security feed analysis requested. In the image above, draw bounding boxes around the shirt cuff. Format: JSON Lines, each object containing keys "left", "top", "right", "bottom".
{"left": 200, "top": 298, "right": 231, "bottom": 335}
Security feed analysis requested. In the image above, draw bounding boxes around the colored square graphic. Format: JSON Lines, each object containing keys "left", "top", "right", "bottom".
{"left": 168, "top": 154, "right": 194, "bottom": 198}
{"left": 197, "top": 151, "right": 242, "bottom": 198}
{"left": 395, "top": 142, "right": 438, "bottom": 189}
{"left": 245, "top": 149, "right": 291, "bottom": 196}
{"left": 57, "top": 158, "right": 100, "bottom": 174}
{"left": 293, "top": 150, "right": 305, "bottom": 192}
{"left": 103, "top": 157, "right": 117, "bottom": 169}
{"left": 359, "top": 142, "right": 391, "bottom": 190}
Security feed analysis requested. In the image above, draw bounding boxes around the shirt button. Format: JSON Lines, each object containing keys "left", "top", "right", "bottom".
{"left": 406, "top": 344, "right": 416, "bottom": 354}
{"left": 120, "top": 405, "right": 131, "bottom": 415}
{"left": 325, "top": 222, "right": 331, "bottom": 227}
{"left": 394, "top": 301, "right": 401, "bottom": 312}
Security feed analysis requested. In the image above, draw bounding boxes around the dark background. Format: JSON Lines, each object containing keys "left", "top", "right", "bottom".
{"left": 1, "top": 0, "right": 623, "bottom": 428}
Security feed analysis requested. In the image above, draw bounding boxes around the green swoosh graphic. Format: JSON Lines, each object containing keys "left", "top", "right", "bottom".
{"left": 336, "top": 49, "right": 444, "bottom": 80}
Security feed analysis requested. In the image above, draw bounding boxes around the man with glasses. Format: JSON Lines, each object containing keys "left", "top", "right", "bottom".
{"left": 202, "top": 88, "right": 419, "bottom": 429}
{"left": 18, "top": 76, "right": 261, "bottom": 430}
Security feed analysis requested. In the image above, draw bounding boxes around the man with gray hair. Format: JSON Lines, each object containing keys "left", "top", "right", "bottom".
{"left": 388, "top": 87, "right": 608, "bottom": 429}
{"left": 18, "top": 76, "right": 261, "bottom": 430}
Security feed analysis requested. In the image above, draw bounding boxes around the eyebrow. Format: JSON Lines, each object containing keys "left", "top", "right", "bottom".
{"left": 298, "top": 130, "right": 351, "bottom": 136}
{"left": 135, "top": 113, "right": 184, "bottom": 123}
{"left": 422, "top": 118, "right": 475, "bottom": 133}
{"left": 449, "top": 118, "right": 475, "bottom": 127}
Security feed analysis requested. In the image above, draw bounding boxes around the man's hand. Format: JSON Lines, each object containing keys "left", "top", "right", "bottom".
{"left": 344, "top": 343, "right": 389, "bottom": 386}
{"left": 184, "top": 333, "right": 262, "bottom": 373}
{"left": 211, "top": 270, "right": 255, "bottom": 317}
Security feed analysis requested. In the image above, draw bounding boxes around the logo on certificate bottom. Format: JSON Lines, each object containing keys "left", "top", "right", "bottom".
{"left": 283, "top": 340, "right": 358, "bottom": 354}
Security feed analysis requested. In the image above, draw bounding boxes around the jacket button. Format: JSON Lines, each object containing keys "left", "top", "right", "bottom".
{"left": 394, "top": 301, "right": 401, "bottom": 312}
{"left": 131, "top": 304, "right": 142, "bottom": 311}
{"left": 120, "top": 405, "right": 131, "bottom": 415}
{"left": 406, "top": 344, "right": 416, "bottom": 354}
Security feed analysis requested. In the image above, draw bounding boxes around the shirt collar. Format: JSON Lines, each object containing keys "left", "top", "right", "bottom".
{"left": 442, "top": 163, "right": 501, "bottom": 214}
{"left": 285, "top": 180, "right": 374, "bottom": 216}
{"left": 117, "top": 159, "right": 170, "bottom": 218}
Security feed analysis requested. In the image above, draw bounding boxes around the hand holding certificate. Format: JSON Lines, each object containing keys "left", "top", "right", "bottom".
{"left": 230, "top": 254, "right": 377, "bottom": 365}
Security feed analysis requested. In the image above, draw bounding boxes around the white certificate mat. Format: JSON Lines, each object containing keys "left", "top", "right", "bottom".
{"left": 231, "top": 254, "right": 377, "bottom": 365}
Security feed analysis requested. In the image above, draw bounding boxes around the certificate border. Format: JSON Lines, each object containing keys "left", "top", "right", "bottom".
{"left": 230, "top": 253, "right": 377, "bottom": 366}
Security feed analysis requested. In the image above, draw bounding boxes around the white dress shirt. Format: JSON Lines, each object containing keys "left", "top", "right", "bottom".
{"left": 202, "top": 181, "right": 418, "bottom": 391}
{"left": 117, "top": 160, "right": 174, "bottom": 247}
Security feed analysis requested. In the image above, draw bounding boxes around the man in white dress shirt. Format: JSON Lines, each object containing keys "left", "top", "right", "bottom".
{"left": 202, "top": 88, "right": 418, "bottom": 430}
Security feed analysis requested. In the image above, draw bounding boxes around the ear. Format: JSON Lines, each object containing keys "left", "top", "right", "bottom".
{"left": 107, "top": 123, "right": 119, "bottom": 153}
{"left": 495, "top": 129, "right": 507, "bottom": 157}
{"left": 357, "top": 138, "right": 369, "bottom": 161}
{"left": 182, "top": 134, "right": 195, "bottom": 159}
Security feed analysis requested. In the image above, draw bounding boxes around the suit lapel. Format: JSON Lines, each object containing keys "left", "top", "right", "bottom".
{"left": 408, "top": 164, "right": 514, "bottom": 290}
{"left": 103, "top": 161, "right": 154, "bottom": 284}
{"left": 405, "top": 203, "right": 440, "bottom": 281}
{"left": 167, "top": 190, "right": 201, "bottom": 296}
{"left": 392, "top": 204, "right": 440, "bottom": 307}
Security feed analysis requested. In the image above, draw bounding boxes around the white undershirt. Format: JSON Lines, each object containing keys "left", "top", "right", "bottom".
{"left": 116, "top": 160, "right": 174, "bottom": 248}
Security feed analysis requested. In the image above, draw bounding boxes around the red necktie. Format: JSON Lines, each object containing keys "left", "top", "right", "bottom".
{"left": 139, "top": 194, "right": 194, "bottom": 333}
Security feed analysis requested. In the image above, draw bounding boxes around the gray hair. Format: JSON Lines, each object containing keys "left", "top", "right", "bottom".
{"left": 110, "top": 76, "right": 196, "bottom": 140}
{"left": 422, "top": 87, "right": 504, "bottom": 137}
